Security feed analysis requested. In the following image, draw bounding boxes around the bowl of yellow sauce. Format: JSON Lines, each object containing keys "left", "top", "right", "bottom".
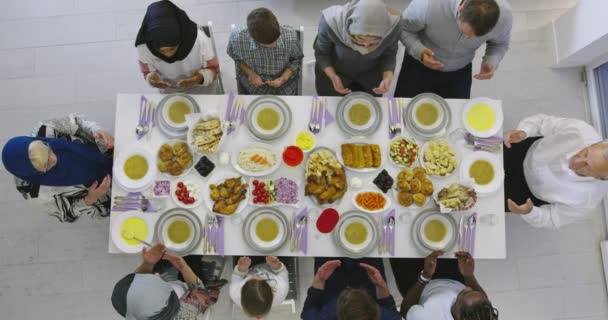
{"left": 419, "top": 215, "right": 453, "bottom": 250}
{"left": 161, "top": 216, "right": 195, "bottom": 250}
{"left": 253, "top": 104, "right": 284, "bottom": 135}
{"left": 462, "top": 98, "right": 503, "bottom": 138}
{"left": 246, "top": 210, "right": 288, "bottom": 252}
{"left": 114, "top": 147, "right": 157, "bottom": 192}
{"left": 460, "top": 151, "right": 504, "bottom": 196}
{"left": 295, "top": 131, "right": 316, "bottom": 152}
{"left": 112, "top": 212, "right": 154, "bottom": 253}
{"left": 412, "top": 98, "right": 445, "bottom": 130}
{"left": 161, "top": 95, "right": 197, "bottom": 128}
{"left": 345, "top": 100, "right": 376, "bottom": 130}
{"left": 339, "top": 217, "right": 372, "bottom": 250}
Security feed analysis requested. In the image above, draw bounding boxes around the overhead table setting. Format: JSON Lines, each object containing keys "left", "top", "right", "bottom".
{"left": 108, "top": 92, "right": 506, "bottom": 259}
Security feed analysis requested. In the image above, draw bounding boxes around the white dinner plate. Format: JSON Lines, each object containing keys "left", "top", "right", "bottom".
{"left": 459, "top": 151, "right": 504, "bottom": 197}
{"left": 111, "top": 211, "right": 155, "bottom": 254}
{"left": 462, "top": 97, "right": 503, "bottom": 138}
{"left": 231, "top": 143, "right": 281, "bottom": 177}
{"left": 113, "top": 146, "right": 157, "bottom": 192}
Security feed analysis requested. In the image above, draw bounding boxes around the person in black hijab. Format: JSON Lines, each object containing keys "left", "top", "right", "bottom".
{"left": 135, "top": 1, "right": 219, "bottom": 92}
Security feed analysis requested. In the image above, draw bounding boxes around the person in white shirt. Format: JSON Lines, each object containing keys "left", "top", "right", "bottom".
{"left": 392, "top": 251, "right": 498, "bottom": 320}
{"left": 229, "top": 256, "right": 289, "bottom": 319}
{"left": 135, "top": 1, "right": 219, "bottom": 94}
{"left": 503, "top": 114, "right": 608, "bottom": 229}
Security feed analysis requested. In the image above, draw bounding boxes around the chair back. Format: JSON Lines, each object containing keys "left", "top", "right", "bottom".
{"left": 199, "top": 21, "right": 225, "bottom": 94}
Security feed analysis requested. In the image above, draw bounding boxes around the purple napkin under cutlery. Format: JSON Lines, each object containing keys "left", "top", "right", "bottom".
{"left": 112, "top": 192, "right": 158, "bottom": 212}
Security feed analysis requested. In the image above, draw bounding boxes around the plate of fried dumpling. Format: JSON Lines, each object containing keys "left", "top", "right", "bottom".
{"left": 305, "top": 148, "right": 348, "bottom": 206}
{"left": 394, "top": 167, "right": 434, "bottom": 208}
{"left": 337, "top": 139, "right": 383, "bottom": 172}
{"left": 157, "top": 140, "right": 194, "bottom": 177}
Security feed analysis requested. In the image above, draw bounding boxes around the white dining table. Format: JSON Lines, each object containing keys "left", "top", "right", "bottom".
{"left": 108, "top": 93, "right": 506, "bottom": 259}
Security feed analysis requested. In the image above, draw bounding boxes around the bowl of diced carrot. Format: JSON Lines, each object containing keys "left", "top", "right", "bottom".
{"left": 352, "top": 190, "right": 391, "bottom": 213}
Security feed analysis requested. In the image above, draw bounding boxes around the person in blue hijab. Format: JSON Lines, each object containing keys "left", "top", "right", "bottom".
{"left": 1, "top": 114, "right": 114, "bottom": 222}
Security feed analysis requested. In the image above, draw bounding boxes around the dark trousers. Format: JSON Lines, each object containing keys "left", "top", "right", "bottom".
{"left": 394, "top": 54, "right": 472, "bottom": 99}
{"left": 314, "top": 257, "right": 386, "bottom": 300}
{"left": 503, "top": 137, "right": 549, "bottom": 211}
{"left": 314, "top": 64, "right": 381, "bottom": 97}
{"left": 389, "top": 258, "right": 464, "bottom": 296}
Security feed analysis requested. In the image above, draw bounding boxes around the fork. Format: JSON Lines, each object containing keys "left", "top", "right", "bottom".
{"left": 213, "top": 216, "right": 220, "bottom": 253}
{"left": 136, "top": 102, "right": 150, "bottom": 139}
{"left": 380, "top": 221, "right": 388, "bottom": 254}
{"left": 206, "top": 215, "right": 215, "bottom": 253}
{"left": 395, "top": 98, "right": 403, "bottom": 134}
{"left": 231, "top": 98, "right": 244, "bottom": 132}
{"left": 295, "top": 217, "right": 307, "bottom": 250}
{"left": 467, "top": 214, "right": 477, "bottom": 255}
{"left": 309, "top": 97, "right": 319, "bottom": 133}
{"left": 388, "top": 217, "right": 395, "bottom": 254}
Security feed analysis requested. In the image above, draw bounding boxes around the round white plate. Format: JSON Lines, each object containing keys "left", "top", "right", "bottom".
{"left": 186, "top": 116, "right": 226, "bottom": 156}
{"left": 160, "top": 215, "right": 197, "bottom": 251}
{"left": 410, "top": 209, "right": 458, "bottom": 255}
{"left": 342, "top": 98, "right": 378, "bottom": 131}
{"left": 113, "top": 146, "right": 157, "bottom": 192}
{"left": 304, "top": 147, "right": 347, "bottom": 208}
{"left": 387, "top": 137, "right": 420, "bottom": 168}
{"left": 111, "top": 211, "right": 154, "bottom": 254}
{"left": 231, "top": 143, "right": 281, "bottom": 177}
{"left": 333, "top": 210, "right": 379, "bottom": 258}
{"left": 462, "top": 97, "right": 503, "bottom": 138}
{"left": 161, "top": 95, "right": 197, "bottom": 129}
{"left": 242, "top": 207, "right": 289, "bottom": 253}
{"left": 459, "top": 151, "right": 504, "bottom": 197}
{"left": 157, "top": 140, "right": 196, "bottom": 179}
{"left": 411, "top": 97, "right": 446, "bottom": 131}
{"left": 170, "top": 177, "right": 203, "bottom": 209}
{"left": 249, "top": 177, "right": 302, "bottom": 208}
{"left": 154, "top": 208, "right": 203, "bottom": 255}
{"left": 336, "top": 138, "right": 383, "bottom": 173}
{"left": 203, "top": 173, "right": 250, "bottom": 217}
{"left": 419, "top": 140, "right": 459, "bottom": 178}
{"left": 404, "top": 93, "right": 452, "bottom": 140}
{"left": 418, "top": 214, "right": 455, "bottom": 250}
{"left": 351, "top": 189, "right": 391, "bottom": 214}
{"left": 245, "top": 95, "right": 292, "bottom": 141}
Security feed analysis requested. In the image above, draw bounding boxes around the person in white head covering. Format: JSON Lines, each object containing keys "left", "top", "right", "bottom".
{"left": 314, "top": 0, "right": 401, "bottom": 96}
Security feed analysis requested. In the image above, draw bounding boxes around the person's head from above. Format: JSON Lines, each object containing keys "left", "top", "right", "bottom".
{"left": 2, "top": 137, "right": 58, "bottom": 176}
{"left": 569, "top": 141, "right": 608, "bottom": 180}
{"left": 111, "top": 273, "right": 181, "bottom": 320}
{"left": 457, "top": 0, "right": 500, "bottom": 39}
{"left": 241, "top": 278, "right": 273, "bottom": 319}
{"left": 145, "top": 1, "right": 182, "bottom": 57}
{"left": 451, "top": 287, "right": 498, "bottom": 320}
{"left": 346, "top": 0, "right": 399, "bottom": 53}
{"left": 247, "top": 8, "right": 281, "bottom": 48}
{"left": 336, "top": 288, "right": 380, "bottom": 320}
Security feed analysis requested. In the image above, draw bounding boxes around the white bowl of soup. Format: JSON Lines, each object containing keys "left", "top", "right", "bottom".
{"left": 459, "top": 151, "right": 504, "bottom": 196}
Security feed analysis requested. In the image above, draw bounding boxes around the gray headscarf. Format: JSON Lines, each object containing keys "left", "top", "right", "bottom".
{"left": 322, "top": 0, "right": 400, "bottom": 54}
{"left": 112, "top": 273, "right": 180, "bottom": 320}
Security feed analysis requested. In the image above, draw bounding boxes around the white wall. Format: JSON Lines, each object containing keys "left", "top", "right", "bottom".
{"left": 550, "top": 0, "right": 608, "bottom": 68}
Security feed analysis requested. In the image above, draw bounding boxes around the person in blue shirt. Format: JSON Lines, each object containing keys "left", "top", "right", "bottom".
{"left": 301, "top": 258, "right": 401, "bottom": 320}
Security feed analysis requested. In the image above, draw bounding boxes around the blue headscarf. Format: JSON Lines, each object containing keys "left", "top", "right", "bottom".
{"left": 2, "top": 136, "right": 113, "bottom": 187}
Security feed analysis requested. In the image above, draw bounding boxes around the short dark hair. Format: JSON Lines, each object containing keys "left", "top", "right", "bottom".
{"left": 336, "top": 288, "right": 380, "bottom": 320}
{"left": 241, "top": 279, "right": 273, "bottom": 317}
{"left": 459, "top": 0, "right": 500, "bottom": 36}
{"left": 458, "top": 300, "right": 499, "bottom": 320}
{"left": 247, "top": 8, "right": 280, "bottom": 45}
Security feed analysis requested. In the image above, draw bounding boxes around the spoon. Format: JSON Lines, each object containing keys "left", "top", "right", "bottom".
{"left": 121, "top": 230, "right": 153, "bottom": 247}
{"left": 388, "top": 216, "right": 395, "bottom": 253}
{"left": 296, "top": 216, "right": 308, "bottom": 250}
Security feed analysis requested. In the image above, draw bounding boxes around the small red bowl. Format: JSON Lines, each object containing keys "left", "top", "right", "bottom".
{"left": 282, "top": 145, "right": 304, "bottom": 167}
{"left": 317, "top": 208, "right": 339, "bottom": 234}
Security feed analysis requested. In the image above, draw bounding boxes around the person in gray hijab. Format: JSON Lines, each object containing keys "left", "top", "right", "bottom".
{"left": 314, "top": 0, "right": 401, "bottom": 96}
{"left": 111, "top": 243, "right": 221, "bottom": 319}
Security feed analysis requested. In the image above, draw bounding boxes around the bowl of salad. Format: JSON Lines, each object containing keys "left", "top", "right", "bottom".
{"left": 388, "top": 137, "right": 419, "bottom": 168}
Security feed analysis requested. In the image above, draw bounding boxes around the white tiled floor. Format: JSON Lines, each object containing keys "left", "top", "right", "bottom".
{"left": 0, "top": 1, "right": 606, "bottom": 319}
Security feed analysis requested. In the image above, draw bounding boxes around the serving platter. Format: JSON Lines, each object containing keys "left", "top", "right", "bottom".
{"left": 336, "top": 138, "right": 384, "bottom": 173}
{"left": 231, "top": 143, "right": 281, "bottom": 177}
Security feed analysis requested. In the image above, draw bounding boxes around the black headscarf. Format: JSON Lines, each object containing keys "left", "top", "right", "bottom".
{"left": 135, "top": 0, "right": 198, "bottom": 63}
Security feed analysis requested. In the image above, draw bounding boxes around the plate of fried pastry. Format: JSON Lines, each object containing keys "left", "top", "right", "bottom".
{"left": 304, "top": 147, "right": 348, "bottom": 206}
{"left": 394, "top": 167, "right": 434, "bottom": 208}
{"left": 337, "top": 139, "right": 383, "bottom": 173}
{"left": 157, "top": 140, "right": 194, "bottom": 178}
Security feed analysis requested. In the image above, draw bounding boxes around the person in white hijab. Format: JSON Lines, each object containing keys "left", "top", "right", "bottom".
{"left": 314, "top": 0, "right": 401, "bottom": 96}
